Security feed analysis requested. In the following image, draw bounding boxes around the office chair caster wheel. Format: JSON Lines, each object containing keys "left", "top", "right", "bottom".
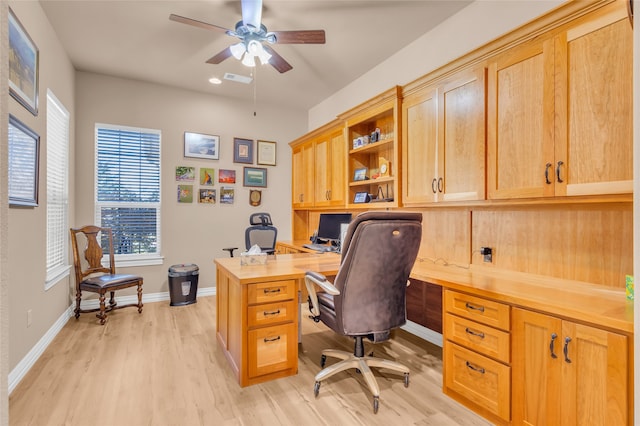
{"left": 372, "top": 396, "right": 379, "bottom": 414}
{"left": 404, "top": 372, "right": 410, "bottom": 387}
{"left": 320, "top": 354, "right": 327, "bottom": 368}
{"left": 314, "top": 381, "right": 321, "bottom": 397}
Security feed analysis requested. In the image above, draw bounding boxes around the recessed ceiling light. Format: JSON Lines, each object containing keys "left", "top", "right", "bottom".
{"left": 209, "top": 77, "right": 222, "bottom": 85}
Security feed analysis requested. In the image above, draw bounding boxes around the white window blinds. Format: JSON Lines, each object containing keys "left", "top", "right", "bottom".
{"left": 46, "top": 90, "right": 70, "bottom": 288}
{"left": 95, "top": 124, "right": 161, "bottom": 260}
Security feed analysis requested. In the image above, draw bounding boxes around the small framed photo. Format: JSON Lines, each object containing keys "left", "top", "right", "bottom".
{"left": 218, "top": 169, "right": 236, "bottom": 184}
{"left": 177, "top": 185, "right": 193, "bottom": 203}
{"left": 8, "top": 115, "right": 39, "bottom": 206}
{"left": 184, "top": 132, "right": 219, "bottom": 160}
{"left": 353, "top": 167, "right": 368, "bottom": 181}
{"left": 175, "top": 166, "right": 195, "bottom": 181}
{"left": 200, "top": 167, "right": 215, "bottom": 185}
{"left": 243, "top": 167, "right": 267, "bottom": 188}
{"left": 353, "top": 192, "right": 370, "bottom": 204}
{"left": 9, "top": 8, "right": 39, "bottom": 116}
{"left": 257, "top": 140, "right": 277, "bottom": 166}
{"left": 199, "top": 188, "right": 216, "bottom": 204}
{"left": 220, "top": 187, "right": 235, "bottom": 204}
{"left": 233, "top": 138, "right": 254, "bottom": 164}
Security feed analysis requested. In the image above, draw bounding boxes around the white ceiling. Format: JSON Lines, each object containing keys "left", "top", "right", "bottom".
{"left": 39, "top": 1, "right": 471, "bottom": 111}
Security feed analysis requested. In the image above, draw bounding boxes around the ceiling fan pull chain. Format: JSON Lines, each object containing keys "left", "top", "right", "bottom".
{"left": 253, "top": 67, "right": 257, "bottom": 117}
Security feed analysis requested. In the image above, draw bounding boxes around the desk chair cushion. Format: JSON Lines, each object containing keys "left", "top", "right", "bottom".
{"left": 82, "top": 274, "right": 144, "bottom": 290}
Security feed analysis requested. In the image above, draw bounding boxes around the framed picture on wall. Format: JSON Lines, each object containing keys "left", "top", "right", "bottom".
{"left": 8, "top": 8, "right": 39, "bottom": 116}
{"left": 257, "top": 140, "right": 276, "bottom": 166}
{"left": 243, "top": 167, "right": 267, "bottom": 188}
{"left": 8, "top": 115, "right": 39, "bottom": 207}
{"left": 184, "top": 132, "right": 219, "bottom": 160}
{"left": 233, "top": 138, "right": 254, "bottom": 164}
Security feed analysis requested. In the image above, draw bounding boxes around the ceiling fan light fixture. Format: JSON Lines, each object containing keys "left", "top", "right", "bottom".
{"left": 230, "top": 42, "right": 246, "bottom": 60}
{"left": 242, "top": 53, "right": 256, "bottom": 67}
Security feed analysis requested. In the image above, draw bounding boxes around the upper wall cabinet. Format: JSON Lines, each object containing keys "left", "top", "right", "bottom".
{"left": 402, "top": 67, "right": 486, "bottom": 205}
{"left": 487, "top": 1, "right": 633, "bottom": 200}
{"left": 340, "top": 87, "right": 401, "bottom": 208}
{"left": 291, "top": 142, "right": 315, "bottom": 208}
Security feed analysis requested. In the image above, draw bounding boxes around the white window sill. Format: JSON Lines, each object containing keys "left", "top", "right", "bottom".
{"left": 114, "top": 255, "right": 165, "bottom": 268}
{"left": 45, "top": 265, "right": 71, "bottom": 291}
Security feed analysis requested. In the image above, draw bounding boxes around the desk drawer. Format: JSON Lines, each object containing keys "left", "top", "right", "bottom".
{"left": 248, "top": 300, "right": 296, "bottom": 328}
{"left": 248, "top": 322, "right": 297, "bottom": 378}
{"left": 444, "top": 341, "right": 510, "bottom": 422}
{"left": 248, "top": 280, "right": 296, "bottom": 304}
{"left": 445, "top": 313, "right": 510, "bottom": 363}
{"left": 444, "top": 290, "right": 510, "bottom": 331}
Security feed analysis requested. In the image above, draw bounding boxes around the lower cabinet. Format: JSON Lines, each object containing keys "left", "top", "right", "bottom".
{"left": 406, "top": 279, "right": 442, "bottom": 332}
{"left": 443, "top": 290, "right": 511, "bottom": 424}
{"left": 512, "top": 308, "right": 629, "bottom": 426}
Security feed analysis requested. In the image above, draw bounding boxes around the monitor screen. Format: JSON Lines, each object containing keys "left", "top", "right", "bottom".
{"left": 316, "top": 213, "right": 352, "bottom": 242}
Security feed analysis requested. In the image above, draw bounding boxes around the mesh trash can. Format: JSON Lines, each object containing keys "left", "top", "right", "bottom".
{"left": 168, "top": 264, "right": 199, "bottom": 306}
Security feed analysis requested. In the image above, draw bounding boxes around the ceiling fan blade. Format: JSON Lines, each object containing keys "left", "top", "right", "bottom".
{"left": 271, "top": 30, "right": 326, "bottom": 44}
{"left": 262, "top": 45, "right": 293, "bottom": 73}
{"left": 206, "top": 47, "right": 234, "bottom": 64}
{"left": 241, "top": 0, "right": 262, "bottom": 30}
{"left": 169, "top": 14, "right": 231, "bottom": 34}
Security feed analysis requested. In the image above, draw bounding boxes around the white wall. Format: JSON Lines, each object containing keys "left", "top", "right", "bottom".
{"left": 74, "top": 72, "right": 306, "bottom": 297}
{"left": 309, "top": 0, "right": 564, "bottom": 129}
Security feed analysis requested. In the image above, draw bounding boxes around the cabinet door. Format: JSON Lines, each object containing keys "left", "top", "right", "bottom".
{"left": 512, "top": 308, "right": 562, "bottom": 426}
{"left": 292, "top": 143, "right": 314, "bottom": 208}
{"left": 554, "top": 3, "right": 633, "bottom": 197}
{"left": 438, "top": 67, "right": 486, "bottom": 202}
{"left": 487, "top": 37, "right": 555, "bottom": 200}
{"left": 560, "top": 321, "right": 628, "bottom": 426}
{"left": 314, "top": 129, "right": 346, "bottom": 207}
{"left": 327, "top": 129, "right": 346, "bottom": 205}
{"left": 402, "top": 87, "right": 438, "bottom": 204}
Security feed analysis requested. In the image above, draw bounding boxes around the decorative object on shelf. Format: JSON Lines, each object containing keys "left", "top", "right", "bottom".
{"left": 8, "top": 114, "right": 39, "bottom": 206}
{"left": 184, "top": 131, "right": 219, "bottom": 160}
{"left": 257, "top": 140, "right": 277, "bottom": 166}
{"left": 353, "top": 167, "right": 368, "bottom": 181}
{"left": 220, "top": 187, "right": 235, "bottom": 204}
{"left": 243, "top": 166, "right": 267, "bottom": 187}
{"left": 353, "top": 192, "right": 371, "bottom": 203}
{"left": 218, "top": 169, "right": 236, "bottom": 183}
{"left": 177, "top": 185, "right": 193, "bottom": 203}
{"left": 378, "top": 157, "right": 390, "bottom": 177}
{"left": 8, "top": 8, "right": 39, "bottom": 116}
{"left": 234, "top": 137, "right": 254, "bottom": 164}
{"left": 249, "top": 189, "right": 262, "bottom": 206}
{"left": 199, "top": 188, "right": 216, "bottom": 204}
{"left": 175, "top": 166, "right": 195, "bottom": 181}
{"left": 200, "top": 168, "right": 215, "bottom": 185}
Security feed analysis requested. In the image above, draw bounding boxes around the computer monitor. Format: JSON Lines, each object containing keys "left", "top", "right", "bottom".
{"left": 316, "top": 213, "right": 352, "bottom": 243}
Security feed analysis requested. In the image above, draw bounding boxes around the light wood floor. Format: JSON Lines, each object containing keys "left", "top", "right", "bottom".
{"left": 9, "top": 296, "right": 491, "bottom": 426}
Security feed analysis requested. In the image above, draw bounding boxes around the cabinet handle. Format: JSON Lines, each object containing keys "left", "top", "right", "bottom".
{"left": 563, "top": 336, "right": 572, "bottom": 363}
{"left": 264, "top": 336, "right": 281, "bottom": 343}
{"left": 465, "top": 302, "right": 485, "bottom": 313}
{"left": 545, "top": 162, "right": 553, "bottom": 184}
{"left": 431, "top": 178, "right": 437, "bottom": 194}
{"left": 263, "top": 288, "right": 282, "bottom": 294}
{"left": 465, "top": 361, "right": 485, "bottom": 374}
{"left": 263, "top": 309, "right": 281, "bottom": 316}
{"left": 549, "top": 333, "right": 558, "bottom": 359}
{"left": 465, "top": 327, "right": 485, "bottom": 339}
{"left": 326, "top": 190, "right": 331, "bottom": 200}
{"left": 437, "top": 177, "right": 443, "bottom": 193}
{"left": 556, "top": 161, "right": 564, "bottom": 183}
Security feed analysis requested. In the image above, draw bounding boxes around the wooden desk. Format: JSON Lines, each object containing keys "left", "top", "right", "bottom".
{"left": 214, "top": 253, "right": 340, "bottom": 387}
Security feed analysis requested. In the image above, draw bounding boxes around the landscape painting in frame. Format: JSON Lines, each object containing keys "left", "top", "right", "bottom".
{"left": 8, "top": 7, "right": 39, "bottom": 116}
{"left": 184, "top": 132, "right": 219, "bottom": 160}
{"left": 176, "top": 166, "right": 195, "bottom": 181}
{"left": 218, "top": 169, "right": 236, "bottom": 184}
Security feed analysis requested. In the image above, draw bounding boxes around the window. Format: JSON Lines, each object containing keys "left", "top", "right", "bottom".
{"left": 95, "top": 123, "right": 161, "bottom": 266}
{"left": 46, "top": 90, "right": 70, "bottom": 289}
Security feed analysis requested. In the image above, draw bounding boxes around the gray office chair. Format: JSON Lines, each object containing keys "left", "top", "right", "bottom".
{"left": 305, "top": 211, "right": 422, "bottom": 413}
{"left": 245, "top": 212, "right": 278, "bottom": 255}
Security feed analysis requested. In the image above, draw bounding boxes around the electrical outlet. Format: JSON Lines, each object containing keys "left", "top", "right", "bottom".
{"left": 27, "top": 309, "right": 32, "bottom": 327}
{"left": 480, "top": 247, "right": 493, "bottom": 263}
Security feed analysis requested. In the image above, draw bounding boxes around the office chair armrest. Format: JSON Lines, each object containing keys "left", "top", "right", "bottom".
{"left": 304, "top": 271, "right": 340, "bottom": 318}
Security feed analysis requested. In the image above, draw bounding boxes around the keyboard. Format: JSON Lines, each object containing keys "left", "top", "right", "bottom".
{"left": 303, "top": 243, "right": 335, "bottom": 253}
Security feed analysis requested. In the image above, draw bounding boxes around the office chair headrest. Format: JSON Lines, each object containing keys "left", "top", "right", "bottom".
{"left": 249, "top": 212, "right": 273, "bottom": 226}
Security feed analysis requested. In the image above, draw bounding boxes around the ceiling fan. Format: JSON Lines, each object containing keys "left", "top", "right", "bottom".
{"left": 169, "top": 0, "right": 326, "bottom": 73}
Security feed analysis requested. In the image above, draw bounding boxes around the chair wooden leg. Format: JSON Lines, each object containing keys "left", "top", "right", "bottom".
{"left": 109, "top": 291, "right": 117, "bottom": 308}
{"left": 74, "top": 289, "right": 82, "bottom": 319}
{"left": 98, "top": 292, "right": 107, "bottom": 325}
{"left": 137, "top": 283, "right": 143, "bottom": 313}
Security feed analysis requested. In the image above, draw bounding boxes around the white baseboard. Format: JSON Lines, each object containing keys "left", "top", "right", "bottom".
{"left": 8, "top": 287, "right": 216, "bottom": 394}
{"left": 401, "top": 320, "right": 443, "bottom": 347}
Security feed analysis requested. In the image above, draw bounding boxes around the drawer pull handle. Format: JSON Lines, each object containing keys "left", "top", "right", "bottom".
{"left": 264, "top": 288, "right": 282, "bottom": 294}
{"left": 465, "top": 302, "right": 485, "bottom": 313}
{"left": 549, "top": 333, "right": 558, "bottom": 359}
{"left": 264, "top": 336, "right": 281, "bottom": 343}
{"left": 465, "top": 361, "right": 485, "bottom": 374}
{"left": 545, "top": 162, "right": 552, "bottom": 184}
{"left": 263, "top": 309, "right": 281, "bottom": 316}
{"left": 465, "top": 327, "right": 485, "bottom": 339}
{"left": 563, "top": 336, "right": 572, "bottom": 363}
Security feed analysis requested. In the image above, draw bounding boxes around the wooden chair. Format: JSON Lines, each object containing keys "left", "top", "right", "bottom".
{"left": 70, "top": 225, "right": 143, "bottom": 325}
